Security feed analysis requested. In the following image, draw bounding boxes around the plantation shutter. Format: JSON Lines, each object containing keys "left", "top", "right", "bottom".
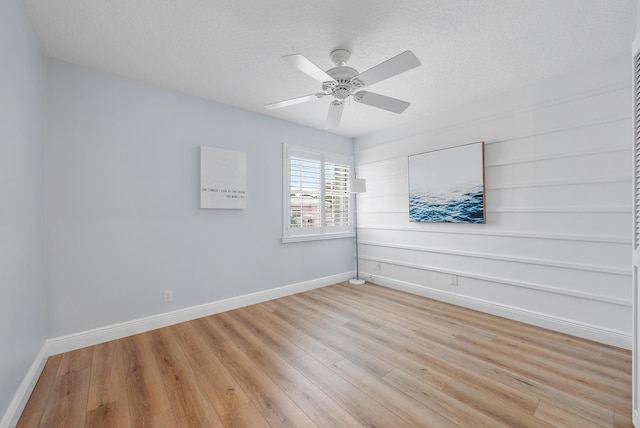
{"left": 324, "top": 161, "right": 350, "bottom": 227}
{"left": 289, "top": 156, "right": 322, "bottom": 229}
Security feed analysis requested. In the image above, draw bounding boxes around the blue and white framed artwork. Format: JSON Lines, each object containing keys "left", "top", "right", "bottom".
{"left": 408, "top": 142, "right": 485, "bottom": 223}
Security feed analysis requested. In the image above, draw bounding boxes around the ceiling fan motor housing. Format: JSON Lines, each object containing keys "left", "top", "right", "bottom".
{"left": 325, "top": 66, "right": 358, "bottom": 100}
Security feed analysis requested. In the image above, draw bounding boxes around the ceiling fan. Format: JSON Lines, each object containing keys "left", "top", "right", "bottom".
{"left": 265, "top": 49, "right": 421, "bottom": 129}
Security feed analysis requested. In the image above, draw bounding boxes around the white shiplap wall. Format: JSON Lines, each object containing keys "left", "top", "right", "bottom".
{"left": 354, "top": 55, "right": 632, "bottom": 348}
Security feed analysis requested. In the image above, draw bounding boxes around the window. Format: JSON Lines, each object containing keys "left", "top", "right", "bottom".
{"left": 283, "top": 145, "right": 354, "bottom": 242}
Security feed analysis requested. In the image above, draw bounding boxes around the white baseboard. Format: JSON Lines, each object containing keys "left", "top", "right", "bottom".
{"left": 0, "top": 344, "right": 48, "bottom": 428}
{"left": 47, "top": 271, "right": 352, "bottom": 356}
{"left": 372, "top": 275, "right": 632, "bottom": 350}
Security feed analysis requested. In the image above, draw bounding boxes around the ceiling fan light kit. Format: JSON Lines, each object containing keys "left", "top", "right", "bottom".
{"left": 265, "top": 49, "right": 421, "bottom": 129}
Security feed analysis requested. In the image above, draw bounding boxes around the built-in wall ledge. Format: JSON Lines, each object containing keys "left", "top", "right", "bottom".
{"left": 358, "top": 255, "right": 631, "bottom": 307}
{"left": 358, "top": 240, "right": 630, "bottom": 276}
{"left": 356, "top": 225, "right": 631, "bottom": 244}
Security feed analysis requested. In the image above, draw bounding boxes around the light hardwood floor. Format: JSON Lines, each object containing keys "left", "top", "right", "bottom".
{"left": 18, "top": 282, "right": 632, "bottom": 427}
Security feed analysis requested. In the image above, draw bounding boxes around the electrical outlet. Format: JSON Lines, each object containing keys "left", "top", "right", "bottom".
{"left": 164, "top": 290, "right": 173, "bottom": 303}
{"left": 449, "top": 275, "right": 458, "bottom": 286}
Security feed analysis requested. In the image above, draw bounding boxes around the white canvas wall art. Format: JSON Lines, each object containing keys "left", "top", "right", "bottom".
{"left": 200, "top": 146, "right": 246, "bottom": 209}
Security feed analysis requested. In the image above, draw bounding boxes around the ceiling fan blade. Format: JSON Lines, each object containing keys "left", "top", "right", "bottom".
{"left": 353, "top": 91, "right": 410, "bottom": 114}
{"left": 351, "top": 50, "right": 421, "bottom": 88}
{"left": 264, "top": 93, "right": 325, "bottom": 110}
{"left": 282, "top": 54, "right": 336, "bottom": 83}
{"left": 325, "top": 100, "right": 345, "bottom": 129}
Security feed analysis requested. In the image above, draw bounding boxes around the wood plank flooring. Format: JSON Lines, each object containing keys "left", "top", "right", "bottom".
{"left": 18, "top": 282, "right": 632, "bottom": 427}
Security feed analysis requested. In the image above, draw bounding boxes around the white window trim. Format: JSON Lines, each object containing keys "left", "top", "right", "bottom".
{"left": 282, "top": 144, "right": 355, "bottom": 243}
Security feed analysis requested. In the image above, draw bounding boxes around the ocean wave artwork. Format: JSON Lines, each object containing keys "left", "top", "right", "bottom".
{"left": 408, "top": 141, "right": 485, "bottom": 224}
{"left": 409, "top": 185, "right": 484, "bottom": 223}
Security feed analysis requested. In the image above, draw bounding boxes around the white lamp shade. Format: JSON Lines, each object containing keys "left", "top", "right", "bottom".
{"left": 348, "top": 178, "right": 367, "bottom": 194}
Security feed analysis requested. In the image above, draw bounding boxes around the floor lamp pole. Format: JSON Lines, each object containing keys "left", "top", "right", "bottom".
{"left": 349, "top": 178, "right": 366, "bottom": 286}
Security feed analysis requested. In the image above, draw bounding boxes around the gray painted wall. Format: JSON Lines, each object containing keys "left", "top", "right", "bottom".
{"left": 0, "top": 0, "right": 47, "bottom": 421}
{"left": 45, "top": 59, "right": 355, "bottom": 337}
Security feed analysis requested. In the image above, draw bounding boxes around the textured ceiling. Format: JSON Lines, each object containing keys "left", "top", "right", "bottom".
{"left": 23, "top": 0, "right": 637, "bottom": 138}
